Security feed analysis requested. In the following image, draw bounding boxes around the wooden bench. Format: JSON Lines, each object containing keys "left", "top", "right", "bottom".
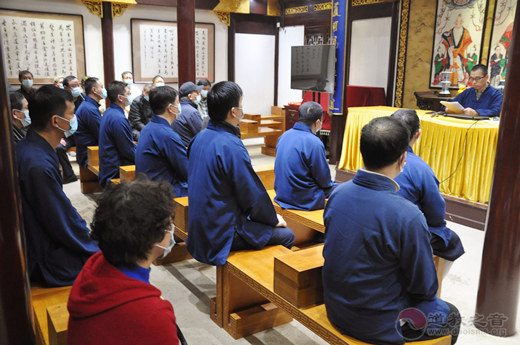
{"left": 220, "top": 246, "right": 451, "bottom": 344}
{"left": 31, "top": 285, "right": 71, "bottom": 345}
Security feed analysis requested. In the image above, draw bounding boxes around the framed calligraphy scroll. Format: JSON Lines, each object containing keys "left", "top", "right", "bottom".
{"left": 488, "top": 0, "right": 517, "bottom": 87}
{"left": 0, "top": 9, "right": 86, "bottom": 85}
{"left": 131, "top": 19, "right": 215, "bottom": 83}
{"left": 429, "top": 0, "right": 488, "bottom": 88}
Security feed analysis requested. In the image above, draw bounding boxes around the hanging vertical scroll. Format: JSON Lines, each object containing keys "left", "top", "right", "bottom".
{"left": 131, "top": 19, "right": 214, "bottom": 83}
{"left": 330, "top": 0, "right": 347, "bottom": 115}
{"left": 0, "top": 9, "right": 86, "bottom": 85}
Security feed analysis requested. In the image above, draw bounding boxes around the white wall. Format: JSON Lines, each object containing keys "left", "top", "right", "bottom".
{"left": 278, "top": 25, "right": 304, "bottom": 107}
{"left": 1, "top": 0, "right": 228, "bottom": 90}
{"left": 235, "top": 33, "right": 275, "bottom": 115}
{"left": 349, "top": 17, "right": 392, "bottom": 92}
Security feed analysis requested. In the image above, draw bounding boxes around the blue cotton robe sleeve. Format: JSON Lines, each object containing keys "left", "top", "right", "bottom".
{"left": 115, "top": 117, "right": 136, "bottom": 163}
{"left": 163, "top": 135, "right": 188, "bottom": 183}
{"left": 309, "top": 143, "right": 336, "bottom": 189}
{"left": 86, "top": 108, "right": 101, "bottom": 142}
{"left": 474, "top": 91, "right": 502, "bottom": 117}
{"left": 24, "top": 164, "right": 99, "bottom": 255}
{"left": 226, "top": 141, "right": 278, "bottom": 226}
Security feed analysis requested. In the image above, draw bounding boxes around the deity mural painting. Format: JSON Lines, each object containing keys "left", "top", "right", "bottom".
{"left": 430, "top": 0, "right": 487, "bottom": 88}
{"left": 489, "top": 0, "right": 517, "bottom": 87}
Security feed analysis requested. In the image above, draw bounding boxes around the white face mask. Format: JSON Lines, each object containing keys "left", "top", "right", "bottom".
{"left": 15, "top": 109, "right": 31, "bottom": 127}
{"left": 155, "top": 229, "right": 175, "bottom": 259}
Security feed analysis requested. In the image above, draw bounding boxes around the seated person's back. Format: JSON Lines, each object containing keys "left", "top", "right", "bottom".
{"left": 451, "top": 64, "right": 502, "bottom": 117}
{"left": 99, "top": 81, "right": 136, "bottom": 187}
{"left": 16, "top": 85, "right": 99, "bottom": 286}
{"left": 67, "top": 177, "right": 181, "bottom": 345}
{"left": 136, "top": 86, "right": 188, "bottom": 197}
{"left": 75, "top": 77, "right": 105, "bottom": 168}
{"left": 274, "top": 101, "right": 336, "bottom": 210}
{"left": 323, "top": 116, "right": 460, "bottom": 345}
{"left": 392, "top": 109, "right": 465, "bottom": 262}
{"left": 186, "top": 81, "right": 294, "bottom": 266}
{"left": 172, "top": 81, "right": 203, "bottom": 147}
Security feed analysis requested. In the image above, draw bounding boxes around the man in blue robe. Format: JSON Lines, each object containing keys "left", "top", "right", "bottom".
{"left": 136, "top": 86, "right": 188, "bottom": 197}
{"left": 98, "top": 81, "right": 136, "bottom": 187}
{"left": 172, "top": 82, "right": 203, "bottom": 147}
{"left": 75, "top": 77, "right": 105, "bottom": 168}
{"left": 392, "top": 109, "right": 465, "bottom": 262}
{"left": 451, "top": 64, "right": 502, "bottom": 117}
{"left": 16, "top": 85, "right": 99, "bottom": 286}
{"left": 186, "top": 81, "right": 294, "bottom": 266}
{"left": 323, "top": 117, "right": 460, "bottom": 345}
{"left": 274, "top": 101, "right": 336, "bottom": 211}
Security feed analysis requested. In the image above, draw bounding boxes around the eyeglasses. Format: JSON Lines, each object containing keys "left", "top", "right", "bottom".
{"left": 469, "top": 76, "right": 485, "bottom": 82}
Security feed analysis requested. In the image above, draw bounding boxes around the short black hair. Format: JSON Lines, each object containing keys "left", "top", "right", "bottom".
{"left": 10, "top": 92, "right": 25, "bottom": 112}
{"left": 122, "top": 71, "right": 132, "bottom": 79}
{"left": 360, "top": 116, "right": 410, "bottom": 170}
{"left": 84, "top": 77, "right": 100, "bottom": 96}
{"left": 149, "top": 86, "right": 178, "bottom": 115}
{"left": 298, "top": 101, "right": 323, "bottom": 125}
{"left": 391, "top": 109, "right": 420, "bottom": 141}
{"left": 90, "top": 176, "right": 175, "bottom": 267}
{"left": 107, "top": 80, "right": 127, "bottom": 104}
{"left": 207, "top": 81, "right": 243, "bottom": 121}
{"left": 471, "top": 64, "right": 488, "bottom": 76}
{"left": 63, "top": 75, "right": 77, "bottom": 87}
{"left": 29, "top": 85, "right": 74, "bottom": 131}
{"left": 153, "top": 75, "right": 164, "bottom": 84}
{"left": 197, "top": 78, "right": 211, "bottom": 87}
{"left": 18, "top": 70, "right": 33, "bottom": 80}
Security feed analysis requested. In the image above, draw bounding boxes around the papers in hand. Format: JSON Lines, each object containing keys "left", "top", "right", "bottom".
{"left": 440, "top": 101, "right": 465, "bottom": 114}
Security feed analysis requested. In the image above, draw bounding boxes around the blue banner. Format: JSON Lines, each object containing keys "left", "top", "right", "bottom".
{"left": 330, "top": 0, "right": 347, "bottom": 115}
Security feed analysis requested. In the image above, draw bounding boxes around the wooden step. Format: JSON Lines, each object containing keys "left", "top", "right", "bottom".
{"left": 241, "top": 127, "right": 281, "bottom": 139}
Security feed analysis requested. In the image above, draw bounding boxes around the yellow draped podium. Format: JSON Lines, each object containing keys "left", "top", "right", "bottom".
{"left": 337, "top": 106, "right": 499, "bottom": 204}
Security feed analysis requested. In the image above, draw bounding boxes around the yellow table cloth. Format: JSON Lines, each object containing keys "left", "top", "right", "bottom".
{"left": 337, "top": 106, "right": 499, "bottom": 204}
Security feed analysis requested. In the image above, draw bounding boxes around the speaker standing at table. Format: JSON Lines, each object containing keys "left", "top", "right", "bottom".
{"left": 274, "top": 101, "right": 336, "bottom": 211}
{"left": 323, "top": 117, "right": 460, "bottom": 345}
{"left": 392, "top": 109, "right": 465, "bottom": 264}
{"left": 449, "top": 64, "right": 503, "bottom": 117}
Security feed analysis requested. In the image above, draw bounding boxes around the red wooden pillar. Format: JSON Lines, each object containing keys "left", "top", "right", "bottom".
{"left": 475, "top": 2, "right": 520, "bottom": 337}
{"left": 0, "top": 37, "right": 35, "bottom": 344}
{"left": 101, "top": 2, "right": 115, "bottom": 91}
{"left": 177, "top": 0, "right": 196, "bottom": 85}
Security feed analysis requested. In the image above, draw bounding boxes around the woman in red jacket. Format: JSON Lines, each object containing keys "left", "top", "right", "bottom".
{"left": 67, "top": 177, "right": 183, "bottom": 345}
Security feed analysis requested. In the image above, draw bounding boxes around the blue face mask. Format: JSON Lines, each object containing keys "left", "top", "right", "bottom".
{"left": 155, "top": 229, "right": 175, "bottom": 259}
{"left": 16, "top": 109, "right": 31, "bottom": 127}
{"left": 144, "top": 95, "right": 150, "bottom": 102}
{"left": 193, "top": 94, "right": 202, "bottom": 105}
{"left": 22, "top": 79, "right": 33, "bottom": 88}
{"left": 124, "top": 79, "right": 133, "bottom": 86}
{"left": 177, "top": 103, "right": 182, "bottom": 115}
{"left": 96, "top": 88, "right": 107, "bottom": 99}
{"left": 155, "top": 82, "right": 165, "bottom": 87}
{"left": 201, "top": 90, "right": 208, "bottom": 98}
{"left": 58, "top": 83, "right": 64, "bottom": 89}
{"left": 124, "top": 95, "right": 133, "bottom": 106}
{"left": 57, "top": 114, "right": 78, "bottom": 138}
{"left": 71, "top": 87, "right": 82, "bottom": 97}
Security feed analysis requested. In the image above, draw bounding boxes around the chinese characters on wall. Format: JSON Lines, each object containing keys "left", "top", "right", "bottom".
{"left": 291, "top": 45, "right": 323, "bottom": 77}
{"left": 139, "top": 23, "right": 210, "bottom": 79}
{"left": 0, "top": 15, "right": 77, "bottom": 79}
